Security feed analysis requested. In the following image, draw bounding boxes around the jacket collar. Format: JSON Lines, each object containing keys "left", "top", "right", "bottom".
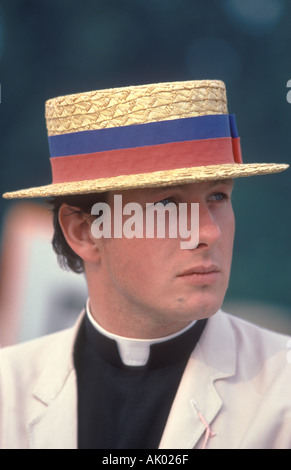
{"left": 27, "top": 309, "right": 236, "bottom": 449}
{"left": 159, "top": 309, "right": 236, "bottom": 449}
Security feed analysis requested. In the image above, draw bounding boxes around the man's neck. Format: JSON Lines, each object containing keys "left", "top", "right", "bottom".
{"left": 86, "top": 295, "right": 195, "bottom": 339}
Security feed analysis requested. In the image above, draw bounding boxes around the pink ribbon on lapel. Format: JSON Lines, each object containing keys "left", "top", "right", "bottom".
{"left": 191, "top": 400, "right": 216, "bottom": 449}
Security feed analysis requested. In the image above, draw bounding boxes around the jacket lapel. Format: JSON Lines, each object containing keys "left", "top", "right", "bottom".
{"left": 159, "top": 310, "right": 236, "bottom": 449}
{"left": 27, "top": 313, "right": 85, "bottom": 449}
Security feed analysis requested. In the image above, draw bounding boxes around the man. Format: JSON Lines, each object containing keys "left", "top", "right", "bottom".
{"left": 1, "top": 80, "right": 290, "bottom": 449}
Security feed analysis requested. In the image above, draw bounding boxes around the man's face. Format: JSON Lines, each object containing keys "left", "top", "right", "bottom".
{"left": 91, "top": 179, "right": 235, "bottom": 335}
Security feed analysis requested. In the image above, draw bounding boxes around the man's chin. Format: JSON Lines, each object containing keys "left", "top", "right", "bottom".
{"left": 173, "top": 294, "right": 225, "bottom": 322}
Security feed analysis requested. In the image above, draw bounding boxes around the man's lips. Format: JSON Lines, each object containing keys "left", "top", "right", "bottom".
{"left": 178, "top": 265, "right": 220, "bottom": 276}
{"left": 177, "top": 265, "right": 221, "bottom": 284}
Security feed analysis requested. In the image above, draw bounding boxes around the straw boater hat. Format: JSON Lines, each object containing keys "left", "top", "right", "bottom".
{"left": 2, "top": 79, "right": 288, "bottom": 199}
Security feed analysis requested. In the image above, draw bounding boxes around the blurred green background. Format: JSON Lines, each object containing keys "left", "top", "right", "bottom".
{"left": 0, "top": 0, "right": 290, "bottom": 334}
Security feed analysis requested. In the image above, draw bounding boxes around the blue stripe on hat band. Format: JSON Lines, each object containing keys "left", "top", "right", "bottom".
{"left": 48, "top": 114, "right": 239, "bottom": 158}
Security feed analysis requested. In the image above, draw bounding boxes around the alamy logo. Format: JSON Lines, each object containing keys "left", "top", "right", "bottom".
{"left": 286, "top": 80, "right": 291, "bottom": 103}
{"left": 90, "top": 195, "right": 199, "bottom": 249}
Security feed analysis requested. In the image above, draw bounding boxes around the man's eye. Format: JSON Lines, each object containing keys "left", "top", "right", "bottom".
{"left": 154, "top": 198, "right": 175, "bottom": 206}
{"left": 209, "top": 192, "right": 228, "bottom": 202}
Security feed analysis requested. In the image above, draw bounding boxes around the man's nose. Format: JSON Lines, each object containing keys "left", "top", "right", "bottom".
{"left": 196, "top": 202, "right": 221, "bottom": 249}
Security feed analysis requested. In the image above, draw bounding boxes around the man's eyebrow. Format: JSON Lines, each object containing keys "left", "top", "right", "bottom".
{"left": 209, "top": 178, "right": 234, "bottom": 188}
{"left": 148, "top": 179, "right": 234, "bottom": 194}
{"left": 144, "top": 184, "right": 187, "bottom": 195}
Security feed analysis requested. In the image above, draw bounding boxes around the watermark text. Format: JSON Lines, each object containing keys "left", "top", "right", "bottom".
{"left": 91, "top": 195, "right": 199, "bottom": 249}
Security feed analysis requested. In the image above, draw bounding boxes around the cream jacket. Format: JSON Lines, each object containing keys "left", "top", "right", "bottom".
{"left": 1, "top": 310, "right": 291, "bottom": 449}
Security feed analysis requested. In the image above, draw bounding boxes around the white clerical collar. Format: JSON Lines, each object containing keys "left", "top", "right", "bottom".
{"left": 86, "top": 299, "right": 197, "bottom": 367}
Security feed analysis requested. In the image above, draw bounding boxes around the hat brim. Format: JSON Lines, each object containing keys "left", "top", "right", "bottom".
{"left": 2, "top": 163, "right": 289, "bottom": 199}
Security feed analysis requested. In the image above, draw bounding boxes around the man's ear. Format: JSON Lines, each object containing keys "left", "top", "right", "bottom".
{"left": 58, "top": 203, "right": 101, "bottom": 263}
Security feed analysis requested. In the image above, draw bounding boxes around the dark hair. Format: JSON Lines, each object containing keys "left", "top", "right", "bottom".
{"left": 48, "top": 192, "right": 108, "bottom": 274}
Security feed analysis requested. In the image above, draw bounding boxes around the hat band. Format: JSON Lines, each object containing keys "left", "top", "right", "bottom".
{"left": 48, "top": 114, "right": 242, "bottom": 184}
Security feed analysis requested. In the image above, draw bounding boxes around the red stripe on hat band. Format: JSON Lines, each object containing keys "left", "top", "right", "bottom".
{"left": 50, "top": 137, "right": 242, "bottom": 184}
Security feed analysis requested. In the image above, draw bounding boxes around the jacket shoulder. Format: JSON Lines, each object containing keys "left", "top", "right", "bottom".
{"left": 0, "top": 313, "right": 84, "bottom": 400}
{"left": 215, "top": 310, "right": 291, "bottom": 389}
{"left": 222, "top": 310, "right": 291, "bottom": 351}
{"left": 1, "top": 311, "right": 84, "bottom": 369}
{"left": 1, "top": 327, "right": 73, "bottom": 368}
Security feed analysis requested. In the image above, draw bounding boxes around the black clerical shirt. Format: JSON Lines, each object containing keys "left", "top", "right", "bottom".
{"left": 73, "top": 313, "right": 207, "bottom": 449}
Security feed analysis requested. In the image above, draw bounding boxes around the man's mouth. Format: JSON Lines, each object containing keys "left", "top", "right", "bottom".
{"left": 177, "top": 265, "right": 220, "bottom": 284}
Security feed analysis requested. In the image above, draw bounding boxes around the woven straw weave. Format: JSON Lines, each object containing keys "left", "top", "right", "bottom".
{"left": 3, "top": 79, "right": 288, "bottom": 199}
{"left": 45, "top": 80, "right": 228, "bottom": 136}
